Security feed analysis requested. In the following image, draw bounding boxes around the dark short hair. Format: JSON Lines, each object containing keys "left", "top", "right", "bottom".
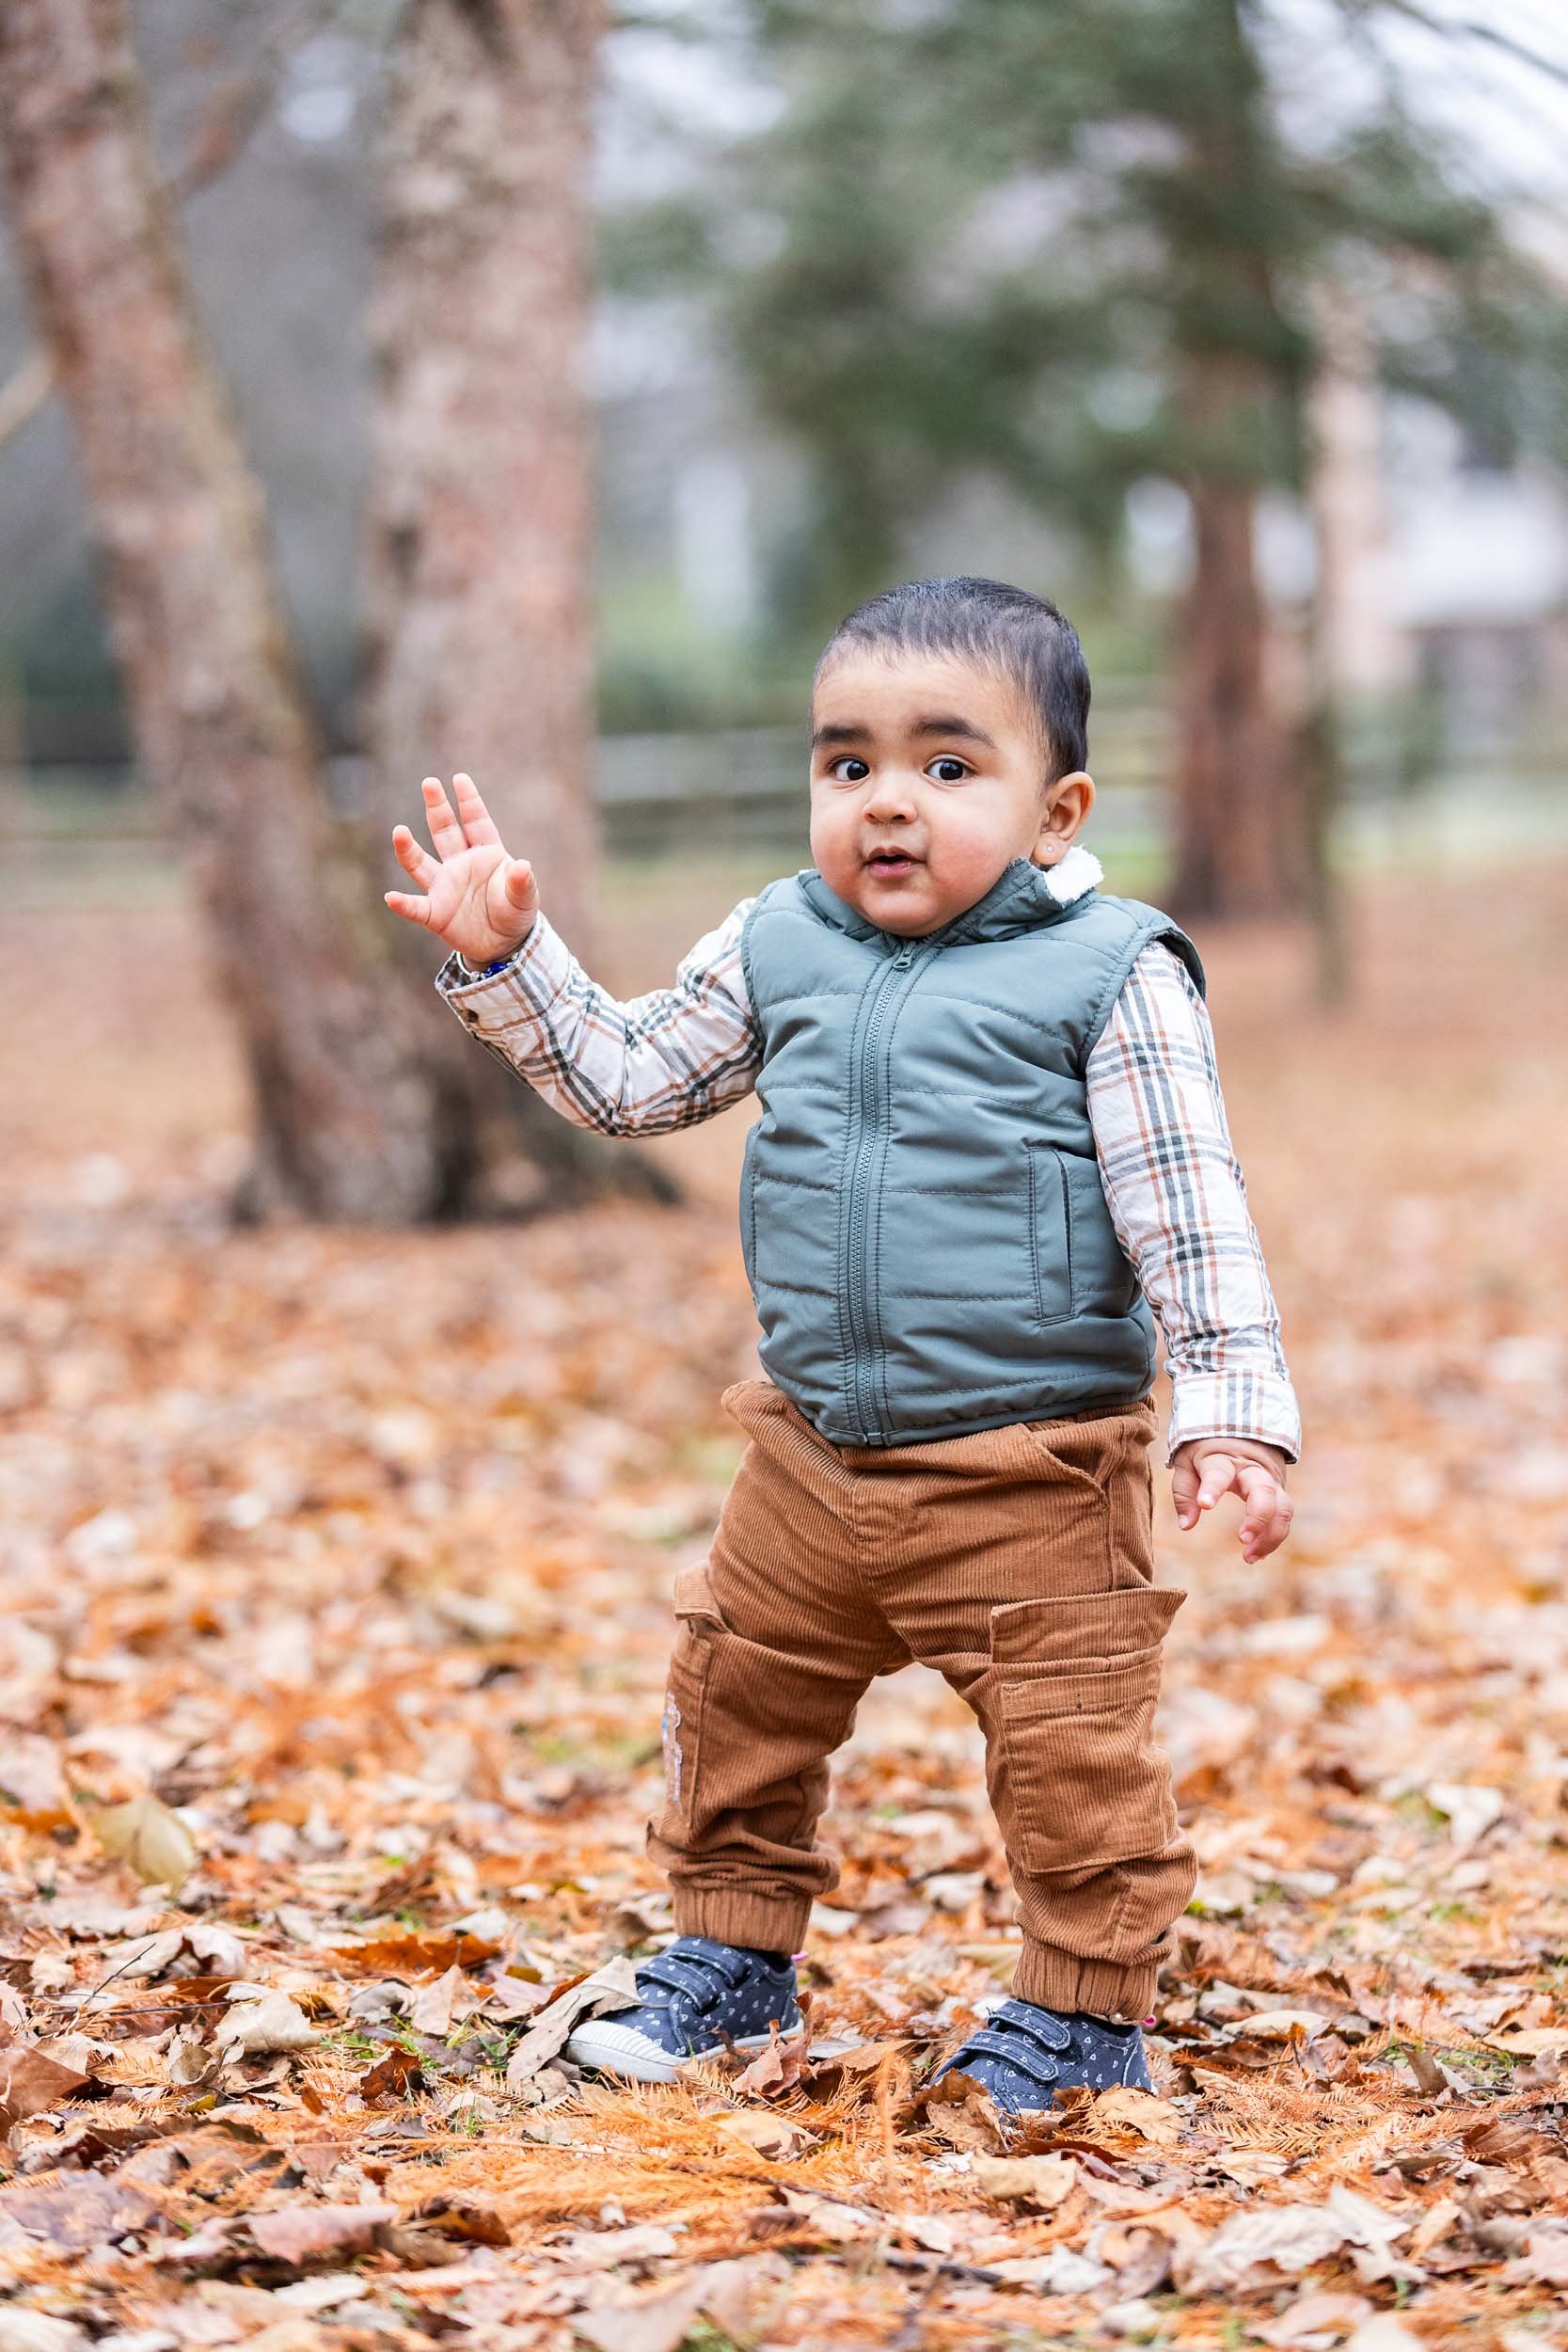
{"left": 815, "top": 575, "right": 1091, "bottom": 781}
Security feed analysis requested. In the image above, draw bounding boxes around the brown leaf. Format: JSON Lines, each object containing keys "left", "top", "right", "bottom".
{"left": 0, "top": 2035, "right": 91, "bottom": 2133}
{"left": 1081, "top": 2086, "right": 1184, "bottom": 2145}
{"left": 408, "top": 1963, "right": 473, "bottom": 2036}
{"left": 503, "top": 1955, "right": 641, "bottom": 2090}
{"left": 331, "top": 1931, "right": 501, "bottom": 1976}
{"left": 360, "top": 2043, "right": 426, "bottom": 2104}
{"left": 732, "top": 2028, "right": 805, "bottom": 2097}
{"left": 0, "top": 2171, "right": 162, "bottom": 2253}
{"left": 246, "top": 2201, "right": 396, "bottom": 2262}
{"left": 410, "top": 2192, "right": 510, "bottom": 2247}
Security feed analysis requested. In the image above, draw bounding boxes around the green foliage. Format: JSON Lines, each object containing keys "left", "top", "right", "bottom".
{"left": 605, "top": 0, "right": 1568, "bottom": 628}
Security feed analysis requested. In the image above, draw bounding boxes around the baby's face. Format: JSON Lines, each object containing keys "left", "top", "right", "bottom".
{"left": 808, "top": 650, "right": 1085, "bottom": 936}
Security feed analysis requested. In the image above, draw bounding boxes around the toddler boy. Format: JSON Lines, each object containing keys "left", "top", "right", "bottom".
{"left": 386, "top": 576, "right": 1300, "bottom": 2116}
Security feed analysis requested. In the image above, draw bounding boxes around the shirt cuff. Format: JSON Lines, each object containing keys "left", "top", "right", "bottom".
{"left": 433, "top": 914, "right": 563, "bottom": 1028}
{"left": 1165, "top": 1370, "right": 1302, "bottom": 1467}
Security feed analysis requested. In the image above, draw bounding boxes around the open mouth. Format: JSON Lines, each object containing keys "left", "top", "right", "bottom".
{"left": 865, "top": 849, "right": 920, "bottom": 876}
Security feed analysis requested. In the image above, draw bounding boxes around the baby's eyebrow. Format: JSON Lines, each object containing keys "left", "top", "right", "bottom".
{"left": 810, "top": 713, "right": 999, "bottom": 751}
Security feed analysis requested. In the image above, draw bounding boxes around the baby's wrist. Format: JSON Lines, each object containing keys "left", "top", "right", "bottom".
{"left": 457, "top": 917, "right": 538, "bottom": 977}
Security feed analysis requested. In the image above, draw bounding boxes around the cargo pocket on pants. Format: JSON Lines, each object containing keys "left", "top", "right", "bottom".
{"left": 656, "top": 1560, "right": 724, "bottom": 1842}
{"left": 990, "top": 1584, "right": 1184, "bottom": 1877}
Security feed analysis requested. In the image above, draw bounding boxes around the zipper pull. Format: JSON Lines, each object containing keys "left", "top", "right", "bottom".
{"left": 894, "top": 943, "right": 915, "bottom": 969}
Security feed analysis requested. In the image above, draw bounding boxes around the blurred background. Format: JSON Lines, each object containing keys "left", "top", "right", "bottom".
{"left": 4, "top": 18, "right": 1568, "bottom": 2323}
{"left": 4, "top": 0, "right": 1567, "bottom": 1227}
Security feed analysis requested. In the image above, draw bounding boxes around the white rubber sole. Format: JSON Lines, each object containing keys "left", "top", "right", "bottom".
{"left": 565, "top": 2016, "right": 806, "bottom": 2086}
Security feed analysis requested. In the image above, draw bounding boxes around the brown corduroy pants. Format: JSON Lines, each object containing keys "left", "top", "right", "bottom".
{"left": 646, "top": 1377, "right": 1196, "bottom": 2022}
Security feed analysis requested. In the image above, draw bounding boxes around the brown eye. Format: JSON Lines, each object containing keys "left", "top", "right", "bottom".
{"left": 829, "top": 757, "right": 870, "bottom": 782}
{"left": 927, "top": 757, "right": 970, "bottom": 783}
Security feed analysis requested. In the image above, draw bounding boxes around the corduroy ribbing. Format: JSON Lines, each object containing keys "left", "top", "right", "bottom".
{"left": 646, "top": 1378, "right": 1196, "bottom": 2022}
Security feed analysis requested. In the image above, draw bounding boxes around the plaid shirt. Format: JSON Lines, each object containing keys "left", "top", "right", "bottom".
{"left": 437, "top": 850, "right": 1300, "bottom": 1465}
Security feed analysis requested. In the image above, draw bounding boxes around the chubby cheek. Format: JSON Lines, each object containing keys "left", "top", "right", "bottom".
{"left": 808, "top": 802, "right": 860, "bottom": 889}
{"left": 926, "top": 808, "right": 1022, "bottom": 894}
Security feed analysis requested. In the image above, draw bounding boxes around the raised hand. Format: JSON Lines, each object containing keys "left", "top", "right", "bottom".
{"left": 1171, "top": 1438, "right": 1293, "bottom": 1565}
{"left": 385, "top": 774, "right": 540, "bottom": 967}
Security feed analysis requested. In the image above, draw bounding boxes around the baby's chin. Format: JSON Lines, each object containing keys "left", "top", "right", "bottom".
{"left": 840, "top": 853, "right": 1017, "bottom": 935}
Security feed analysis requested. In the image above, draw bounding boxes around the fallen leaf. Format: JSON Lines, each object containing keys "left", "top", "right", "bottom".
{"left": 779, "top": 2188, "right": 877, "bottom": 2244}
{"left": 1082, "top": 2086, "right": 1184, "bottom": 2144}
{"left": 331, "top": 1931, "right": 501, "bottom": 1975}
{"left": 972, "top": 2151, "right": 1078, "bottom": 2207}
{"left": 732, "top": 2030, "right": 805, "bottom": 2097}
{"left": 409, "top": 2193, "right": 510, "bottom": 2247}
{"left": 0, "top": 2171, "right": 162, "bottom": 2253}
{"left": 717, "top": 2109, "right": 816, "bottom": 2161}
{"left": 574, "top": 2262, "right": 763, "bottom": 2352}
{"left": 1230, "top": 2009, "right": 1331, "bottom": 2042}
{"left": 166, "top": 2029, "right": 219, "bottom": 2089}
{"left": 408, "top": 1963, "right": 472, "bottom": 2035}
{"left": 215, "top": 1989, "right": 319, "bottom": 2058}
{"left": 360, "top": 2044, "right": 426, "bottom": 2104}
{"left": 1426, "top": 1782, "right": 1505, "bottom": 1848}
{"left": 504, "top": 1955, "right": 641, "bottom": 2089}
{"left": 0, "top": 2038, "right": 91, "bottom": 2133}
{"left": 0, "top": 2313, "right": 88, "bottom": 2352}
{"left": 1256, "top": 2292, "right": 1376, "bottom": 2347}
{"left": 92, "top": 1794, "right": 196, "bottom": 1895}
{"left": 247, "top": 2202, "right": 397, "bottom": 2262}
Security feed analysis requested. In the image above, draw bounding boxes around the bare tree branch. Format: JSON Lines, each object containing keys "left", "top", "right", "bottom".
{"left": 1369, "top": 0, "right": 1568, "bottom": 87}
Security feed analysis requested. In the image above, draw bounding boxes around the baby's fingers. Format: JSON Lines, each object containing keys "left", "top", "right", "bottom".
{"left": 452, "top": 772, "right": 503, "bottom": 849}
{"left": 391, "top": 824, "right": 436, "bottom": 888}
{"left": 1236, "top": 1462, "right": 1293, "bottom": 1561}
{"left": 1171, "top": 1453, "right": 1203, "bottom": 1530}
{"left": 384, "top": 888, "right": 433, "bottom": 927}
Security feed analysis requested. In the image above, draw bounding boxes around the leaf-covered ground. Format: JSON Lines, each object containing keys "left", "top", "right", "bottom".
{"left": 3, "top": 859, "right": 1568, "bottom": 2352}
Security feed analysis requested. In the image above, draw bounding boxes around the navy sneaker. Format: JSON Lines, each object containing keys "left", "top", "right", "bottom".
{"left": 564, "top": 1936, "right": 804, "bottom": 2085}
{"left": 932, "top": 1995, "right": 1152, "bottom": 2118}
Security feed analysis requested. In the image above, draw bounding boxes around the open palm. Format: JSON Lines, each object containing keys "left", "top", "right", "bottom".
{"left": 385, "top": 773, "right": 539, "bottom": 967}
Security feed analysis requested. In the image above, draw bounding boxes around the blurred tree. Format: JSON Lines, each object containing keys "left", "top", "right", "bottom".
{"left": 0, "top": 0, "right": 473, "bottom": 1222}
{"left": 357, "top": 0, "right": 657, "bottom": 1210}
{"left": 0, "top": 0, "right": 647, "bottom": 1220}
{"left": 679, "top": 0, "right": 1565, "bottom": 920}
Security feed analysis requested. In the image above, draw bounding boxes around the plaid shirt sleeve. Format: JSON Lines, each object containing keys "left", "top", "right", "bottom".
{"left": 1086, "top": 940, "right": 1302, "bottom": 1467}
{"left": 434, "top": 898, "right": 761, "bottom": 1136}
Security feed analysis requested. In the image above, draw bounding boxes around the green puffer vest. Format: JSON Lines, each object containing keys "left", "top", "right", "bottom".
{"left": 737, "top": 856, "right": 1205, "bottom": 1446}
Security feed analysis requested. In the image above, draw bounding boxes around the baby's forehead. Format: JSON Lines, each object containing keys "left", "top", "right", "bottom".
{"left": 811, "top": 645, "right": 1037, "bottom": 737}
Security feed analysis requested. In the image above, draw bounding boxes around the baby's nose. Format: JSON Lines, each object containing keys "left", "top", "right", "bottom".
{"left": 863, "top": 771, "right": 917, "bottom": 818}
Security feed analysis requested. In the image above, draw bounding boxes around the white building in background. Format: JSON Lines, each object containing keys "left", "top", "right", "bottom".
{"left": 1308, "top": 337, "right": 1568, "bottom": 757}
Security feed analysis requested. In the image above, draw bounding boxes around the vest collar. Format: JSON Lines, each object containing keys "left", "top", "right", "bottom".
{"left": 796, "top": 842, "right": 1104, "bottom": 946}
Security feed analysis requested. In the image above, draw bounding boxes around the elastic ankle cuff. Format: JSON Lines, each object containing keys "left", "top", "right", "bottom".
{"left": 673, "top": 1888, "right": 813, "bottom": 1956}
{"left": 1012, "top": 1947, "right": 1158, "bottom": 2024}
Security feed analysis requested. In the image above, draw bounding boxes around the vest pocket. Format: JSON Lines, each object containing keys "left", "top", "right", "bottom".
{"left": 1026, "top": 1142, "right": 1075, "bottom": 1324}
{"left": 990, "top": 1585, "right": 1183, "bottom": 1877}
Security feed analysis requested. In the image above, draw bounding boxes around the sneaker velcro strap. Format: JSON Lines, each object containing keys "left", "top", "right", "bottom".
{"left": 992, "top": 2003, "right": 1074, "bottom": 2056}
{"left": 952, "top": 2027, "right": 1060, "bottom": 2085}
{"left": 637, "top": 1949, "right": 745, "bottom": 2007}
{"left": 666, "top": 1939, "right": 751, "bottom": 1986}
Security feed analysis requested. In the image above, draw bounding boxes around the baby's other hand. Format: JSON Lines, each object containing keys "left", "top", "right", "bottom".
{"left": 1171, "top": 1438, "right": 1292, "bottom": 1564}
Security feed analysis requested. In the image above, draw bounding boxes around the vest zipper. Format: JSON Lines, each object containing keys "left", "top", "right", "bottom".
{"left": 844, "top": 935, "right": 920, "bottom": 1443}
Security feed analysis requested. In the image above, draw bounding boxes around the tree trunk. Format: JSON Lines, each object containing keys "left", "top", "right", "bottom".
{"left": 1162, "top": 0, "right": 1307, "bottom": 924}
{"left": 1168, "top": 401, "right": 1293, "bottom": 918}
{"left": 357, "top": 0, "right": 670, "bottom": 1210}
{"left": 0, "top": 0, "right": 470, "bottom": 1223}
